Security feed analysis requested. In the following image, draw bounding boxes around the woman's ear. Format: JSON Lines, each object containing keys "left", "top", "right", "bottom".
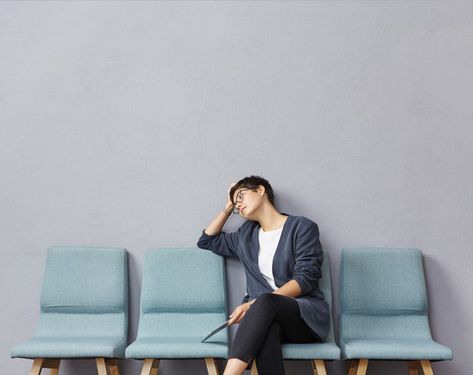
{"left": 257, "top": 185, "right": 266, "bottom": 197}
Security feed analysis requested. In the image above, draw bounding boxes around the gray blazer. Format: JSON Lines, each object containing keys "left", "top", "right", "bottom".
{"left": 196, "top": 213, "right": 330, "bottom": 341}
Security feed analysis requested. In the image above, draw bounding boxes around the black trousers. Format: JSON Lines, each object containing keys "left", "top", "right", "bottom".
{"left": 228, "top": 293, "right": 321, "bottom": 375}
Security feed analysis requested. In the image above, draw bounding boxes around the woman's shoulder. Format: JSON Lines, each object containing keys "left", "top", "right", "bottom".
{"left": 289, "top": 215, "right": 318, "bottom": 228}
{"left": 238, "top": 219, "right": 258, "bottom": 232}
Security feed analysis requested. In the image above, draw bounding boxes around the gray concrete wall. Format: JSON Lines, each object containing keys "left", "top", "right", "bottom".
{"left": 1, "top": 1, "right": 472, "bottom": 374}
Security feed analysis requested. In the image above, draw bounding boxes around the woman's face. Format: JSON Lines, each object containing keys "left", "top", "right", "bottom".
{"left": 232, "top": 185, "right": 265, "bottom": 218}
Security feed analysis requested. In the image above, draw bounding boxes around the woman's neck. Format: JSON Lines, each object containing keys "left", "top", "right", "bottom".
{"left": 256, "top": 204, "right": 288, "bottom": 232}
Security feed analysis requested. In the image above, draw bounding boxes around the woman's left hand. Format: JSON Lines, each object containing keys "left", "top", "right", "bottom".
{"left": 228, "top": 300, "right": 255, "bottom": 325}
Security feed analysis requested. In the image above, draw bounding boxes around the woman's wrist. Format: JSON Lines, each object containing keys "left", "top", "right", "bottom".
{"left": 223, "top": 202, "right": 233, "bottom": 215}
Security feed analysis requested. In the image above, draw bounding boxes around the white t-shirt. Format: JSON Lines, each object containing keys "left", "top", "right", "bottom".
{"left": 258, "top": 225, "right": 284, "bottom": 290}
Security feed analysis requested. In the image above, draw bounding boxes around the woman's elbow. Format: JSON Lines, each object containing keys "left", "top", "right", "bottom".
{"left": 293, "top": 268, "right": 321, "bottom": 294}
{"left": 196, "top": 238, "right": 209, "bottom": 249}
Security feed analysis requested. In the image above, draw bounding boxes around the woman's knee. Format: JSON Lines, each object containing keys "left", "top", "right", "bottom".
{"left": 252, "top": 292, "right": 277, "bottom": 310}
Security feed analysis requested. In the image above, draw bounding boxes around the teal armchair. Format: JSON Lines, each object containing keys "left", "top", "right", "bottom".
{"left": 125, "top": 248, "right": 229, "bottom": 375}
{"left": 339, "top": 248, "right": 452, "bottom": 375}
{"left": 11, "top": 246, "right": 128, "bottom": 375}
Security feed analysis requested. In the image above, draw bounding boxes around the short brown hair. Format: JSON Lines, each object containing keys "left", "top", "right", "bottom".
{"left": 229, "top": 175, "right": 275, "bottom": 207}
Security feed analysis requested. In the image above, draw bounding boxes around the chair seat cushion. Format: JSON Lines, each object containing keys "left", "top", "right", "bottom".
{"left": 126, "top": 337, "right": 228, "bottom": 359}
{"left": 282, "top": 342, "right": 341, "bottom": 360}
{"left": 11, "top": 336, "right": 126, "bottom": 359}
{"left": 341, "top": 338, "right": 452, "bottom": 360}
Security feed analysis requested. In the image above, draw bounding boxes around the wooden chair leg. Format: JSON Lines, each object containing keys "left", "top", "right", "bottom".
{"left": 30, "top": 359, "right": 60, "bottom": 375}
{"left": 205, "top": 358, "right": 219, "bottom": 375}
{"left": 312, "top": 360, "right": 327, "bottom": 375}
{"left": 250, "top": 361, "right": 258, "bottom": 375}
{"left": 408, "top": 360, "right": 420, "bottom": 375}
{"left": 96, "top": 358, "right": 109, "bottom": 375}
{"left": 106, "top": 359, "right": 120, "bottom": 375}
{"left": 420, "top": 360, "right": 434, "bottom": 375}
{"left": 141, "top": 359, "right": 158, "bottom": 375}
{"left": 30, "top": 358, "right": 44, "bottom": 375}
{"left": 348, "top": 360, "right": 358, "bottom": 375}
{"left": 43, "top": 359, "right": 60, "bottom": 375}
{"left": 150, "top": 359, "right": 159, "bottom": 375}
{"left": 356, "top": 359, "right": 368, "bottom": 375}
{"left": 311, "top": 360, "right": 317, "bottom": 375}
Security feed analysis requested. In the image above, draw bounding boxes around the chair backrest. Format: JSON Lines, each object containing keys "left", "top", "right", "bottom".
{"left": 319, "top": 253, "right": 336, "bottom": 343}
{"left": 136, "top": 248, "right": 228, "bottom": 339}
{"left": 36, "top": 246, "right": 128, "bottom": 338}
{"left": 339, "top": 248, "right": 433, "bottom": 340}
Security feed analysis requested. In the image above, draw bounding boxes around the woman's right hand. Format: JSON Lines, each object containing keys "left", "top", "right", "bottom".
{"left": 227, "top": 300, "right": 255, "bottom": 325}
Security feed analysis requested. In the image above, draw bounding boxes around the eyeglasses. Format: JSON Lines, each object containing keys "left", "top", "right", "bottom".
{"left": 232, "top": 188, "right": 250, "bottom": 214}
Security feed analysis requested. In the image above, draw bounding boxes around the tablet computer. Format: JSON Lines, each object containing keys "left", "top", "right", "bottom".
{"left": 201, "top": 320, "right": 230, "bottom": 343}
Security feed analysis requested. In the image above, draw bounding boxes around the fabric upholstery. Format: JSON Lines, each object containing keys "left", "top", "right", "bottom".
{"left": 11, "top": 246, "right": 128, "bottom": 359}
{"left": 339, "top": 248, "right": 452, "bottom": 361}
{"left": 126, "top": 248, "right": 229, "bottom": 359}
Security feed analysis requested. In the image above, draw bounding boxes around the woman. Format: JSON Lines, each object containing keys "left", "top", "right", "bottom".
{"left": 197, "top": 175, "right": 330, "bottom": 375}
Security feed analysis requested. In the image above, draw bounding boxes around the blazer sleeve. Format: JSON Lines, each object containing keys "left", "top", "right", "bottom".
{"left": 196, "top": 222, "right": 247, "bottom": 258}
{"left": 291, "top": 221, "right": 324, "bottom": 296}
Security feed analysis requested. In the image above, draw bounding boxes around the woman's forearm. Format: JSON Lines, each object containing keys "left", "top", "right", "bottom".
{"left": 272, "top": 279, "right": 302, "bottom": 298}
{"left": 203, "top": 202, "right": 234, "bottom": 236}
